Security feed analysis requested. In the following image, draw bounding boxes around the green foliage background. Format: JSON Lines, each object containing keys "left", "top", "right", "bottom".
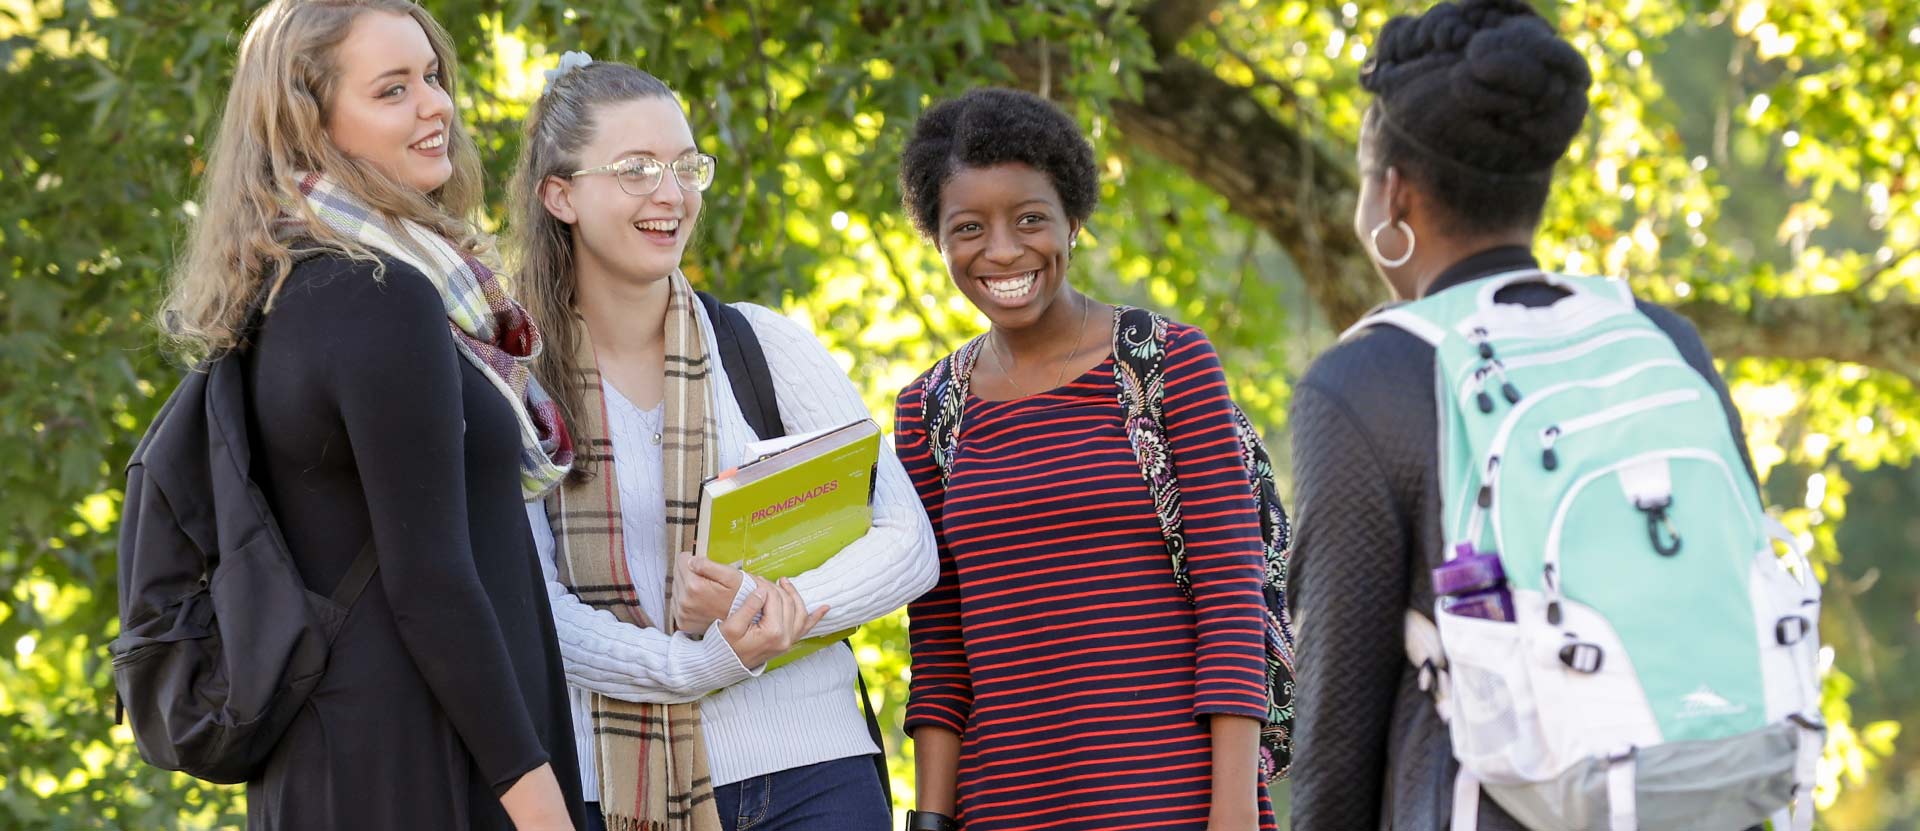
{"left": 2, "top": 0, "right": 1916, "bottom": 828}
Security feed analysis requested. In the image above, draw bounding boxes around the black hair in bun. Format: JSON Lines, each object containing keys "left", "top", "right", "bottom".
{"left": 1360, "top": 0, "right": 1593, "bottom": 233}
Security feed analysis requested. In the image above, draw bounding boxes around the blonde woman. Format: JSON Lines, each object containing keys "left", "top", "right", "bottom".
{"left": 163, "top": 2, "right": 581, "bottom": 827}
{"left": 504, "top": 56, "right": 938, "bottom": 831}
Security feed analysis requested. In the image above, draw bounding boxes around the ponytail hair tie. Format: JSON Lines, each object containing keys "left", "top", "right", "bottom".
{"left": 542, "top": 51, "right": 594, "bottom": 93}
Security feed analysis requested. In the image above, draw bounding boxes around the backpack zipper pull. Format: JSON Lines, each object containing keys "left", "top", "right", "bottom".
{"left": 1540, "top": 425, "right": 1561, "bottom": 471}
{"left": 1487, "top": 359, "right": 1523, "bottom": 404}
{"left": 1468, "top": 328, "right": 1518, "bottom": 410}
{"left": 1470, "top": 327, "right": 1495, "bottom": 360}
{"left": 1475, "top": 456, "right": 1501, "bottom": 508}
{"left": 1463, "top": 456, "right": 1501, "bottom": 548}
{"left": 1544, "top": 564, "right": 1565, "bottom": 625}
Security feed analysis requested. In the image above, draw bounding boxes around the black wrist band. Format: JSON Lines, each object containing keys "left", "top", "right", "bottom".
{"left": 905, "top": 809, "right": 960, "bottom": 831}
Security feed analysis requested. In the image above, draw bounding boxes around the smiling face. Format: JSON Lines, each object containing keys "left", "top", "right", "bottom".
{"left": 936, "top": 162, "right": 1081, "bottom": 332}
{"left": 324, "top": 10, "right": 453, "bottom": 193}
{"left": 542, "top": 96, "right": 703, "bottom": 286}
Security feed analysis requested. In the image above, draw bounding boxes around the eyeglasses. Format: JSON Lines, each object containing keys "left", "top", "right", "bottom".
{"left": 569, "top": 153, "right": 717, "bottom": 197}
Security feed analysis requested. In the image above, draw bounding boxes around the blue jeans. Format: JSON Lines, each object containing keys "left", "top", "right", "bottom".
{"left": 583, "top": 754, "right": 888, "bottom": 831}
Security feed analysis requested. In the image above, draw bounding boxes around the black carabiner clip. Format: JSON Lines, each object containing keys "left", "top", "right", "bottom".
{"left": 1642, "top": 501, "right": 1682, "bottom": 557}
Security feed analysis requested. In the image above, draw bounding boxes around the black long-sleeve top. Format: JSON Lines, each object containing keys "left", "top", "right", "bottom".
{"left": 240, "top": 252, "right": 583, "bottom": 829}
{"left": 1285, "top": 246, "right": 1755, "bottom": 830}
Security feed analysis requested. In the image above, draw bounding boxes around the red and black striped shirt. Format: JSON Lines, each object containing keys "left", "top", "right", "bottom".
{"left": 895, "top": 321, "right": 1276, "bottom": 831}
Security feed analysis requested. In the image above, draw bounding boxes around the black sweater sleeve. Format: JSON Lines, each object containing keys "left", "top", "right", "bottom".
{"left": 1286, "top": 378, "right": 1412, "bottom": 830}
{"left": 266, "top": 257, "right": 549, "bottom": 791}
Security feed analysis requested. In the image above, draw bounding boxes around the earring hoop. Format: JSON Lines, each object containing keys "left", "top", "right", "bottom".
{"left": 1369, "top": 219, "right": 1416, "bottom": 268}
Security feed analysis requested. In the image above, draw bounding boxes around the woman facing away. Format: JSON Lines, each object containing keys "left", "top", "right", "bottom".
{"left": 891, "top": 88, "right": 1277, "bottom": 831}
{"left": 160, "top": 1, "right": 581, "bottom": 828}
{"left": 1286, "top": 1, "right": 1765, "bottom": 829}
{"left": 505, "top": 55, "right": 939, "bottom": 831}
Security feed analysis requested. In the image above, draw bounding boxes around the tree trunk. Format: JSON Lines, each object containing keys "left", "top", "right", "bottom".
{"left": 1112, "top": 55, "right": 1385, "bottom": 329}
{"left": 1677, "top": 294, "right": 1920, "bottom": 380}
{"left": 1002, "top": 0, "right": 1920, "bottom": 381}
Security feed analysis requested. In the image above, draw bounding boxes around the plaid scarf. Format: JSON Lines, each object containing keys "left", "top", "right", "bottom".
{"left": 545, "top": 272, "right": 723, "bottom": 831}
{"left": 285, "top": 172, "right": 573, "bottom": 497}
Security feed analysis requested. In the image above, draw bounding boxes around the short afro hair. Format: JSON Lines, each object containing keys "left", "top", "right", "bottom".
{"left": 1360, "top": 0, "right": 1592, "bottom": 235}
{"left": 898, "top": 88, "right": 1099, "bottom": 239}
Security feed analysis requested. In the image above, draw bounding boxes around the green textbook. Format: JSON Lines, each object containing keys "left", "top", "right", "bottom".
{"left": 696, "top": 419, "right": 879, "bottom": 669}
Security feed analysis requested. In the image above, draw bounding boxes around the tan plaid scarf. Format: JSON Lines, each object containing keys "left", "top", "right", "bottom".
{"left": 545, "top": 272, "right": 722, "bottom": 831}
{"left": 284, "top": 172, "right": 572, "bottom": 497}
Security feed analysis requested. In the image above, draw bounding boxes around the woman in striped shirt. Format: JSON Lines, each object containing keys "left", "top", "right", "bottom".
{"left": 892, "top": 88, "right": 1276, "bottom": 831}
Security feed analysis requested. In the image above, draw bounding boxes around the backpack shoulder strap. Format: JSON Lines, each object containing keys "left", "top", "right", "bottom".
{"left": 1111, "top": 306, "right": 1193, "bottom": 601}
{"left": 330, "top": 540, "right": 380, "bottom": 608}
{"left": 697, "top": 291, "right": 786, "bottom": 441}
{"left": 1339, "top": 305, "right": 1448, "bottom": 346}
{"left": 921, "top": 337, "right": 981, "bottom": 486}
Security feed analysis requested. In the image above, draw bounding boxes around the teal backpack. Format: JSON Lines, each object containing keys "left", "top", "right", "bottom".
{"left": 1345, "top": 269, "right": 1824, "bottom": 831}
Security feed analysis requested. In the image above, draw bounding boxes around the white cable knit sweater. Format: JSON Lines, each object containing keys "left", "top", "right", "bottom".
{"left": 526, "top": 300, "right": 939, "bottom": 794}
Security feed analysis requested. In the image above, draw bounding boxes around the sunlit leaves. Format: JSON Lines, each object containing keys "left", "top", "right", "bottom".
{"left": 4, "top": 0, "right": 1916, "bottom": 826}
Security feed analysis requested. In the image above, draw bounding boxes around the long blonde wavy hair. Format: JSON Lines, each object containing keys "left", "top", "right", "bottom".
{"left": 163, "top": 0, "right": 488, "bottom": 361}
{"left": 507, "top": 60, "right": 677, "bottom": 480}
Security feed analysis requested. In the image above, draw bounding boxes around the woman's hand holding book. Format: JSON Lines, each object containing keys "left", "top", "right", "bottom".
{"left": 673, "top": 551, "right": 748, "bottom": 634}
{"left": 718, "top": 577, "right": 829, "bottom": 669}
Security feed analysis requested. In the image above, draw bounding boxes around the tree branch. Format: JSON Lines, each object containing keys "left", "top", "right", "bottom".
{"left": 1860, "top": 246, "right": 1919, "bottom": 292}
{"left": 1113, "top": 55, "right": 1384, "bottom": 326}
{"left": 1002, "top": 0, "right": 1383, "bottom": 325}
{"left": 1201, "top": 17, "right": 1306, "bottom": 111}
{"left": 876, "top": 233, "right": 954, "bottom": 354}
{"left": 1139, "top": 0, "right": 1225, "bottom": 52}
{"left": 1006, "top": 1, "right": 1920, "bottom": 377}
{"left": 1675, "top": 294, "right": 1920, "bottom": 381}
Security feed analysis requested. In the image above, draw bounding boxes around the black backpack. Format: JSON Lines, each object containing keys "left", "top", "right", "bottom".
{"left": 111, "top": 319, "right": 379, "bottom": 784}
{"left": 921, "top": 306, "right": 1298, "bottom": 781}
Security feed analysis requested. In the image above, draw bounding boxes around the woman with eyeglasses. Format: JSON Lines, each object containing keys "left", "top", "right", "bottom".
{"left": 504, "top": 55, "right": 938, "bottom": 831}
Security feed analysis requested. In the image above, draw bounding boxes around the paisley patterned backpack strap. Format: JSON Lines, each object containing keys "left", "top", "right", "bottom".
{"left": 923, "top": 337, "right": 982, "bottom": 486}
{"left": 1113, "top": 306, "right": 1300, "bottom": 781}
{"left": 1110, "top": 306, "right": 1192, "bottom": 601}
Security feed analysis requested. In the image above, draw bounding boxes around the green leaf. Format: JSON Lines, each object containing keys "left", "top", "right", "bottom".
{"left": 72, "top": 75, "right": 116, "bottom": 104}
{"left": 6, "top": 2, "right": 1919, "bottom": 827}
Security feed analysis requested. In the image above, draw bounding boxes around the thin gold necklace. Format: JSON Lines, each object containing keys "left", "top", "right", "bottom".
{"left": 989, "top": 294, "right": 1090, "bottom": 398}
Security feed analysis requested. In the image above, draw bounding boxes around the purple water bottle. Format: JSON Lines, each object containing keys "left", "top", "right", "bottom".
{"left": 1433, "top": 543, "right": 1514, "bottom": 622}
